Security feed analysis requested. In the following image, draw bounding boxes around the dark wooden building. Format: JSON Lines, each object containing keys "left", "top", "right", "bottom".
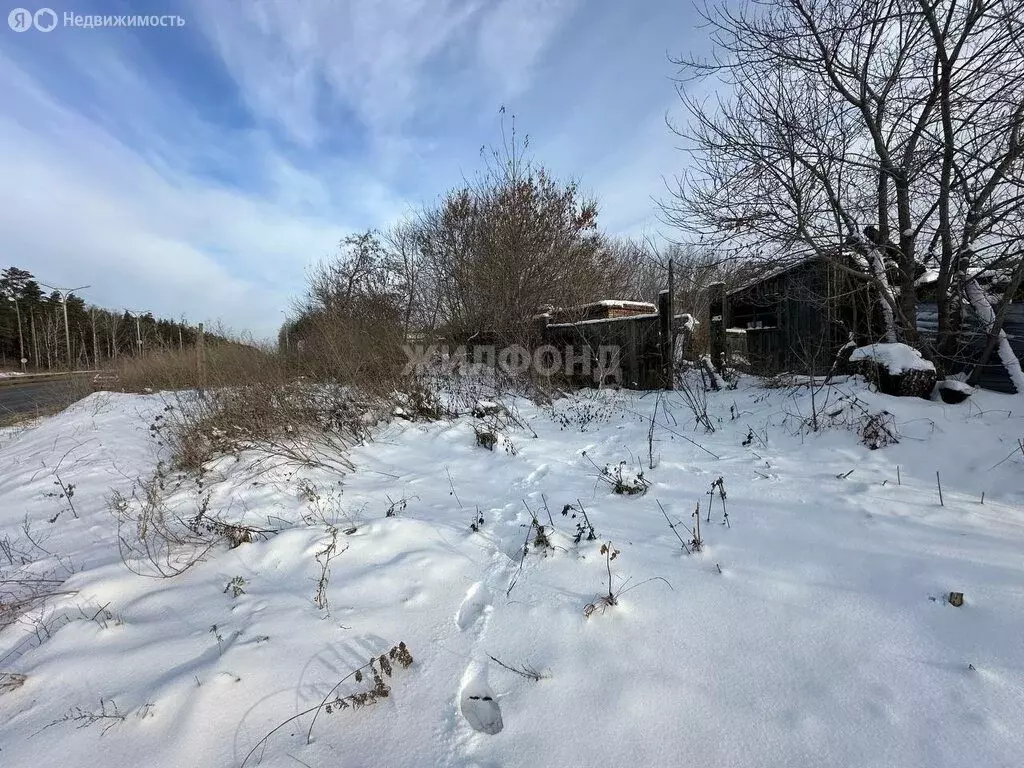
{"left": 711, "top": 255, "right": 1022, "bottom": 393}
{"left": 715, "top": 256, "right": 877, "bottom": 376}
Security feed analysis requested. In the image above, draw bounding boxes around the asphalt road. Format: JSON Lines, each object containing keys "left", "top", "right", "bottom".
{"left": 0, "top": 378, "right": 89, "bottom": 419}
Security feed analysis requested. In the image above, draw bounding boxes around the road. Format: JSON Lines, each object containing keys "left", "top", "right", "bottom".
{"left": 0, "top": 378, "right": 90, "bottom": 420}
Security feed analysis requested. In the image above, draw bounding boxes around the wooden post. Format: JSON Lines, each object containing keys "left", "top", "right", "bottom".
{"left": 668, "top": 259, "right": 676, "bottom": 389}
{"left": 708, "top": 281, "right": 726, "bottom": 371}
{"left": 196, "top": 322, "right": 206, "bottom": 392}
{"left": 91, "top": 308, "right": 99, "bottom": 370}
{"left": 658, "top": 289, "right": 673, "bottom": 389}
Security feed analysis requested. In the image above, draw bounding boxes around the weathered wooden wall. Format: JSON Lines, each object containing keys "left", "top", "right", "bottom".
{"left": 541, "top": 313, "right": 665, "bottom": 388}
{"left": 722, "top": 259, "right": 875, "bottom": 376}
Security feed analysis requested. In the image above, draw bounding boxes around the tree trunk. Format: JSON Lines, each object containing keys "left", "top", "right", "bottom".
{"left": 967, "top": 263, "right": 1024, "bottom": 393}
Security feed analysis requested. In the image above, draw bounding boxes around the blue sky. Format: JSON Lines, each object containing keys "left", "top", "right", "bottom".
{"left": 1, "top": 0, "right": 704, "bottom": 338}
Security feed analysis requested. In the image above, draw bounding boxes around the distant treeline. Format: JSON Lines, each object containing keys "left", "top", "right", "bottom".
{"left": 0, "top": 266, "right": 225, "bottom": 371}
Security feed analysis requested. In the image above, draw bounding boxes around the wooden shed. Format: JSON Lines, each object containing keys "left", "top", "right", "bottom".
{"left": 717, "top": 256, "right": 877, "bottom": 375}
{"left": 711, "top": 255, "right": 1022, "bottom": 393}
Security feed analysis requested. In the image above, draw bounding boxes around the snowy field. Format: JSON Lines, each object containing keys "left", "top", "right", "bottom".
{"left": 1, "top": 379, "right": 1022, "bottom": 767}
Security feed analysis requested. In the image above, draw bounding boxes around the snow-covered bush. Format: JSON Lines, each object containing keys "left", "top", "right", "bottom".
{"left": 601, "top": 461, "right": 650, "bottom": 495}
{"left": 393, "top": 379, "right": 454, "bottom": 421}
{"left": 473, "top": 425, "right": 517, "bottom": 455}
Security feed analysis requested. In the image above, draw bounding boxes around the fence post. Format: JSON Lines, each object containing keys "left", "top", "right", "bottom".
{"left": 708, "top": 282, "right": 726, "bottom": 370}
{"left": 658, "top": 289, "right": 673, "bottom": 389}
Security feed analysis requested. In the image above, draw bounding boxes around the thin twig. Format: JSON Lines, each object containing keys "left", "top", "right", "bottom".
{"left": 445, "top": 467, "right": 463, "bottom": 508}
{"left": 506, "top": 507, "right": 535, "bottom": 598}
{"left": 541, "top": 493, "right": 554, "bottom": 528}
{"left": 656, "top": 499, "right": 691, "bottom": 553}
{"left": 487, "top": 654, "right": 544, "bottom": 682}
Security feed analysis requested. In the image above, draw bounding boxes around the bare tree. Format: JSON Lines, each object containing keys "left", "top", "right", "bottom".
{"left": 665, "top": 0, "right": 1024, "bottom": 381}
{"left": 415, "top": 118, "right": 623, "bottom": 343}
{"left": 381, "top": 220, "right": 426, "bottom": 337}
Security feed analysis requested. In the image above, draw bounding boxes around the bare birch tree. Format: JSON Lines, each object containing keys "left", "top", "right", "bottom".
{"left": 665, "top": 0, "right": 1024, "bottom": 382}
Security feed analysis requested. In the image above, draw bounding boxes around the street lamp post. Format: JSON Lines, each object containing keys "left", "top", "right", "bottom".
{"left": 6, "top": 297, "right": 26, "bottom": 371}
{"left": 125, "top": 309, "right": 147, "bottom": 356}
{"left": 40, "top": 283, "right": 90, "bottom": 371}
{"left": 280, "top": 310, "right": 290, "bottom": 353}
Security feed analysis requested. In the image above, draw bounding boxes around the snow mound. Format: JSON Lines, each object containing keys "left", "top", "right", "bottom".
{"left": 850, "top": 343, "right": 935, "bottom": 374}
{"left": 3, "top": 384, "right": 1024, "bottom": 768}
{"left": 938, "top": 380, "right": 974, "bottom": 394}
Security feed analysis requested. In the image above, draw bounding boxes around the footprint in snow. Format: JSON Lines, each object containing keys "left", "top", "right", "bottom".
{"left": 456, "top": 582, "right": 491, "bottom": 631}
{"left": 459, "top": 666, "right": 503, "bottom": 735}
{"left": 523, "top": 463, "right": 550, "bottom": 485}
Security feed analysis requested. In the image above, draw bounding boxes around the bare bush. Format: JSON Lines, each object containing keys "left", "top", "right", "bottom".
{"left": 111, "top": 476, "right": 274, "bottom": 578}
{"left": 859, "top": 411, "right": 900, "bottom": 450}
{"left": 588, "top": 456, "right": 650, "bottom": 496}
{"left": 676, "top": 368, "right": 716, "bottom": 433}
{"left": 242, "top": 642, "right": 414, "bottom": 767}
{"left": 0, "top": 520, "right": 76, "bottom": 635}
{"left": 111, "top": 478, "right": 216, "bottom": 578}
{"left": 158, "top": 378, "right": 385, "bottom": 476}
{"left": 113, "top": 342, "right": 272, "bottom": 394}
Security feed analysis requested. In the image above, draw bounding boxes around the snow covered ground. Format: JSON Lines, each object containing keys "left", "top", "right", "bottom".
{"left": 1, "top": 379, "right": 1023, "bottom": 767}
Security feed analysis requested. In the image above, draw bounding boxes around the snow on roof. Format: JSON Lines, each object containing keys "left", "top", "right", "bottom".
{"left": 726, "top": 255, "right": 821, "bottom": 297}
{"left": 533, "top": 300, "right": 657, "bottom": 321}
{"left": 850, "top": 343, "right": 936, "bottom": 374}
{"left": 547, "top": 313, "right": 659, "bottom": 328}
{"left": 589, "top": 300, "right": 657, "bottom": 311}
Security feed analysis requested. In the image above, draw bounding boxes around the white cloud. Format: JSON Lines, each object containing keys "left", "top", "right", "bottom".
{"left": 188, "top": 0, "right": 579, "bottom": 155}
{"left": 0, "top": 53, "right": 362, "bottom": 338}
{"left": 0, "top": 1, "right": 709, "bottom": 337}
{"left": 189, "top": 0, "right": 477, "bottom": 147}
{"left": 475, "top": 0, "right": 579, "bottom": 96}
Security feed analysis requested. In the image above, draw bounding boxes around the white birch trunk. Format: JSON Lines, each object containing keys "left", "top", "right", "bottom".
{"left": 965, "top": 278, "right": 1024, "bottom": 395}
{"left": 852, "top": 249, "right": 898, "bottom": 342}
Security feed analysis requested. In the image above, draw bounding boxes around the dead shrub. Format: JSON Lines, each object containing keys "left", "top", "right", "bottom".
{"left": 111, "top": 475, "right": 275, "bottom": 578}
{"left": 0, "top": 521, "right": 76, "bottom": 635}
{"left": 393, "top": 379, "right": 453, "bottom": 421}
{"left": 160, "top": 379, "right": 384, "bottom": 476}
{"left": 242, "top": 642, "right": 414, "bottom": 767}
{"left": 113, "top": 343, "right": 272, "bottom": 394}
{"left": 0, "top": 672, "right": 27, "bottom": 696}
{"left": 677, "top": 367, "right": 716, "bottom": 433}
{"left": 859, "top": 410, "right": 899, "bottom": 450}
{"left": 602, "top": 461, "right": 650, "bottom": 496}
